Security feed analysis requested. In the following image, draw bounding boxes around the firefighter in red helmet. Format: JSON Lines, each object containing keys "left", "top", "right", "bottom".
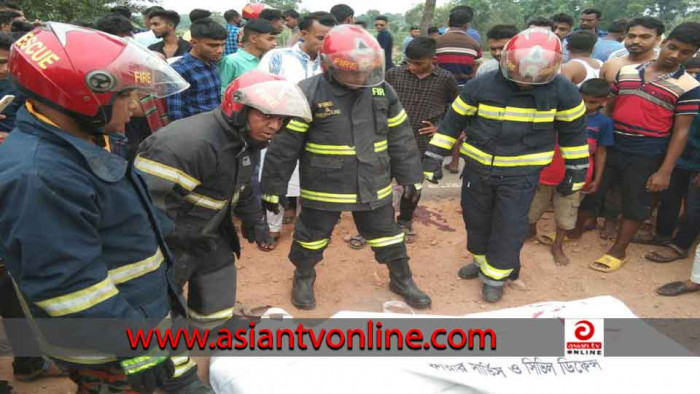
{"left": 261, "top": 24, "right": 432, "bottom": 310}
{"left": 135, "top": 70, "right": 310, "bottom": 330}
{"left": 242, "top": 3, "right": 267, "bottom": 20}
{"left": 0, "top": 23, "right": 199, "bottom": 392}
{"left": 423, "top": 28, "right": 589, "bottom": 303}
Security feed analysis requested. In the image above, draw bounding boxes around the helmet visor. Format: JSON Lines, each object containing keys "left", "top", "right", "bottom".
{"left": 323, "top": 51, "right": 385, "bottom": 88}
{"left": 234, "top": 80, "right": 312, "bottom": 122}
{"left": 500, "top": 46, "right": 562, "bottom": 85}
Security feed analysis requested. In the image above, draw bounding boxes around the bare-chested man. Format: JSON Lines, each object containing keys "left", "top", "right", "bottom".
{"left": 561, "top": 30, "right": 603, "bottom": 86}
{"left": 600, "top": 16, "right": 663, "bottom": 83}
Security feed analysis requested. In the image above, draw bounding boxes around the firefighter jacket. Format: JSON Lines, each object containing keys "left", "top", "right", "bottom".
{"left": 261, "top": 74, "right": 423, "bottom": 211}
{"left": 134, "top": 108, "right": 261, "bottom": 255}
{"left": 427, "top": 70, "right": 589, "bottom": 183}
{"left": 0, "top": 104, "right": 181, "bottom": 366}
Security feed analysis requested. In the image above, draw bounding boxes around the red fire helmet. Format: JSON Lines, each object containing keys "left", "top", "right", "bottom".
{"left": 242, "top": 3, "right": 266, "bottom": 20}
{"left": 320, "top": 24, "right": 385, "bottom": 88}
{"left": 221, "top": 70, "right": 311, "bottom": 122}
{"left": 500, "top": 27, "right": 563, "bottom": 85}
{"left": 9, "top": 22, "right": 188, "bottom": 128}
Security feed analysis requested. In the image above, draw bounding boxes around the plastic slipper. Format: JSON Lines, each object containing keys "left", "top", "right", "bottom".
{"left": 644, "top": 245, "right": 687, "bottom": 264}
{"left": 590, "top": 254, "right": 629, "bottom": 273}
{"left": 535, "top": 232, "right": 570, "bottom": 246}
{"left": 631, "top": 234, "right": 672, "bottom": 246}
{"left": 257, "top": 233, "right": 280, "bottom": 252}
{"left": 657, "top": 281, "right": 700, "bottom": 297}
{"left": 443, "top": 163, "right": 459, "bottom": 174}
{"left": 347, "top": 234, "right": 366, "bottom": 250}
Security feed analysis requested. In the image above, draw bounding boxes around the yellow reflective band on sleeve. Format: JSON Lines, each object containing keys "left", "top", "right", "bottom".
{"left": 121, "top": 356, "right": 167, "bottom": 375}
{"left": 287, "top": 120, "right": 310, "bottom": 133}
{"left": 108, "top": 249, "right": 164, "bottom": 285}
{"left": 366, "top": 233, "right": 405, "bottom": 248}
{"left": 560, "top": 145, "right": 590, "bottom": 160}
{"left": 187, "top": 306, "right": 234, "bottom": 322}
{"left": 374, "top": 140, "right": 388, "bottom": 152}
{"left": 388, "top": 110, "right": 408, "bottom": 127}
{"left": 262, "top": 194, "right": 279, "bottom": 204}
{"left": 472, "top": 254, "right": 486, "bottom": 267}
{"left": 301, "top": 189, "right": 358, "bottom": 203}
{"left": 572, "top": 182, "right": 585, "bottom": 191}
{"left": 35, "top": 278, "right": 119, "bottom": 317}
{"left": 480, "top": 259, "right": 513, "bottom": 280}
{"left": 429, "top": 133, "right": 458, "bottom": 150}
{"left": 477, "top": 104, "right": 556, "bottom": 123}
{"left": 451, "top": 96, "right": 478, "bottom": 116}
{"left": 377, "top": 185, "right": 393, "bottom": 200}
{"left": 184, "top": 191, "right": 227, "bottom": 210}
{"left": 172, "top": 358, "right": 197, "bottom": 378}
{"left": 414, "top": 183, "right": 423, "bottom": 191}
{"left": 305, "top": 143, "right": 356, "bottom": 155}
{"left": 555, "top": 101, "right": 586, "bottom": 122}
{"left": 134, "top": 156, "right": 200, "bottom": 191}
{"left": 295, "top": 238, "right": 330, "bottom": 250}
{"left": 460, "top": 142, "right": 554, "bottom": 167}
{"left": 423, "top": 171, "right": 434, "bottom": 180}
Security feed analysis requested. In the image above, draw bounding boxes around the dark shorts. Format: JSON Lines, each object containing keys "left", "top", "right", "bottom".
{"left": 599, "top": 149, "right": 663, "bottom": 221}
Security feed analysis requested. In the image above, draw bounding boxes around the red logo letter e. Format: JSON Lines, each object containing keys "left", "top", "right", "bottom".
{"left": 574, "top": 320, "right": 594, "bottom": 341}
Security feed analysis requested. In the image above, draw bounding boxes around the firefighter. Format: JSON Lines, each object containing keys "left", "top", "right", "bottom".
{"left": 0, "top": 23, "right": 207, "bottom": 393}
{"left": 135, "top": 71, "right": 311, "bottom": 327}
{"left": 261, "top": 25, "right": 431, "bottom": 310}
{"left": 423, "top": 28, "right": 589, "bottom": 303}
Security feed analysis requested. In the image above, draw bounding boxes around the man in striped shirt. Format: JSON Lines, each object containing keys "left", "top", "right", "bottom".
{"left": 592, "top": 22, "right": 700, "bottom": 273}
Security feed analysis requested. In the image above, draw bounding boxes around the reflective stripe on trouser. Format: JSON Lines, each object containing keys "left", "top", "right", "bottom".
{"left": 171, "top": 235, "right": 236, "bottom": 328}
{"left": 460, "top": 170, "right": 539, "bottom": 283}
{"left": 692, "top": 244, "right": 700, "bottom": 285}
{"left": 289, "top": 204, "right": 408, "bottom": 270}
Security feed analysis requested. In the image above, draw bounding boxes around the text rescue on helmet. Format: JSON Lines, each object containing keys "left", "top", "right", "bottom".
{"left": 14, "top": 32, "right": 60, "bottom": 70}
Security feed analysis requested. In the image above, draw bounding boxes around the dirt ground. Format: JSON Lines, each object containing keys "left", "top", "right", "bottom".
{"left": 3, "top": 176, "right": 699, "bottom": 392}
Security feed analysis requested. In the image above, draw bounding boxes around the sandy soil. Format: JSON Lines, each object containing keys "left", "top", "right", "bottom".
{"left": 3, "top": 180, "right": 699, "bottom": 392}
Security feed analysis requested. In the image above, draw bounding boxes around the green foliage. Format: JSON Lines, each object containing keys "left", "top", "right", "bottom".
{"left": 260, "top": 0, "right": 301, "bottom": 12}
{"left": 19, "top": 0, "right": 160, "bottom": 24}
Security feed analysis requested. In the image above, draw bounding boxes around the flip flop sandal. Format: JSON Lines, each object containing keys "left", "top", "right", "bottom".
{"left": 257, "top": 234, "right": 280, "bottom": 252}
{"left": 347, "top": 234, "right": 366, "bottom": 250}
{"left": 657, "top": 281, "right": 700, "bottom": 297}
{"left": 590, "top": 254, "right": 629, "bottom": 273}
{"left": 535, "top": 232, "right": 571, "bottom": 246}
{"left": 443, "top": 163, "right": 459, "bottom": 174}
{"left": 644, "top": 245, "right": 687, "bottom": 264}
{"left": 631, "top": 234, "right": 672, "bottom": 246}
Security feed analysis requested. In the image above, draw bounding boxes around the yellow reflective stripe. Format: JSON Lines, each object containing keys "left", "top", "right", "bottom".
{"left": 366, "top": 233, "right": 405, "bottom": 248}
{"left": 560, "top": 145, "right": 590, "bottom": 160}
{"left": 171, "top": 356, "right": 189, "bottom": 366}
{"left": 472, "top": 254, "right": 486, "bottom": 266}
{"left": 414, "top": 183, "right": 423, "bottom": 191}
{"left": 555, "top": 101, "right": 586, "bottom": 122}
{"left": 374, "top": 140, "right": 388, "bottom": 152}
{"left": 480, "top": 259, "right": 513, "bottom": 280}
{"left": 429, "top": 133, "right": 457, "bottom": 150}
{"left": 305, "top": 143, "right": 356, "bottom": 155}
{"left": 451, "top": 96, "right": 477, "bottom": 116}
{"left": 573, "top": 182, "right": 585, "bottom": 191}
{"left": 262, "top": 194, "right": 279, "bottom": 204}
{"left": 477, "top": 104, "right": 556, "bottom": 123}
{"left": 184, "top": 191, "right": 227, "bottom": 210}
{"left": 287, "top": 120, "right": 310, "bottom": 133}
{"left": 121, "top": 356, "right": 167, "bottom": 375}
{"left": 301, "top": 189, "right": 357, "bottom": 203}
{"left": 295, "top": 238, "right": 329, "bottom": 250}
{"left": 460, "top": 142, "right": 554, "bottom": 167}
{"left": 377, "top": 184, "right": 393, "bottom": 199}
{"left": 35, "top": 278, "right": 119, "bottom": 317}
{"left": 424, "top": 171, "right": 434, "bottom": 180}
{"left": 173, "top": 359, "right": 197, "bottom": 378}
{"left": 108, "top": 249, "right": 164, "bottom": 285}
{"left": 134, "top": 156, "right": 200, "bottom": 191}
{"left": 188, "top": 306, "right": 234, "bottom": 322}
{"left": 388, "top": 110, "right": 408, "bottom": 127}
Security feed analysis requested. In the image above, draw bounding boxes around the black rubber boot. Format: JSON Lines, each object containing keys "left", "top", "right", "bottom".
{"left": 387, "top": 260, "right": 432, "bottom": 309}
{"left": 457, "top": 263, "right": 480, "bottom": 280}
{"left": 481, "top": 283, "right": 504, "bottom": 303}
{"left": 291, "top": 268, "right": 316, "bottom": 310}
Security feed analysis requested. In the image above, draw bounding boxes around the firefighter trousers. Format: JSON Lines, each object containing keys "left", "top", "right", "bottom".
{"left": 461, "top": 170, "right": 539, "bottom": 286}
{"left": 172, "top": 235, "right": 237, "bottom": 328}
{"left": 290, "top": 203, "right": 408, "bottom": 270}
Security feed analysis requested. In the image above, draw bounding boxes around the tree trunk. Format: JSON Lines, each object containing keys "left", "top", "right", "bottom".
{"left": 420, "top": 0, "right": 436, "bottom": 35}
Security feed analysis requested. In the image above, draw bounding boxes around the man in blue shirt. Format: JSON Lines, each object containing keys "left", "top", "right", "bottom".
{"left": 374, "top": 15, "right": 394, "bottom": 70}
{"left": 223, "top": 9, "right": 241, "bottom": 56}
{"left": 592, "top": 19, "right": 626, "bottom": 62}
{"left": 167, "top": 18, "right": 227, "bottom": 121}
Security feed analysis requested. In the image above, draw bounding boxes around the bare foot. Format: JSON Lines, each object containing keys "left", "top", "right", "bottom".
{"left": 551, "top": 246, "right": 570, "bottom": 266}
{"left": 600, "top": 219, "right": 617, "bottom": 240}
{"left": 443, "top": 162, "right": 459, "bottom": 174}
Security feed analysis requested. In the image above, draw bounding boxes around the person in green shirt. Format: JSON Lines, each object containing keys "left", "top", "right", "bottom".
{"left": 219, "top": 18, "right": 278, "bottom": 95}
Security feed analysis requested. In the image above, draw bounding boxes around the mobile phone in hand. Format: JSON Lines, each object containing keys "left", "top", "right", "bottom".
{"left": 0, "top": 95, "right": 15, "bottom": 114}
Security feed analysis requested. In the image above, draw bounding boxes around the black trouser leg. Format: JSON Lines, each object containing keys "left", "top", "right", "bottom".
{"left": 673, "top": 173, "right": 700, "bottom": 250}
{"left": 289, "top": 207, "right": 341, "bottom": 270}
{"left": 353, "top": 203, "right": 408, "bottom": 264}
{"left": 656, "top": 167, "right": 691, "bottom": 238}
